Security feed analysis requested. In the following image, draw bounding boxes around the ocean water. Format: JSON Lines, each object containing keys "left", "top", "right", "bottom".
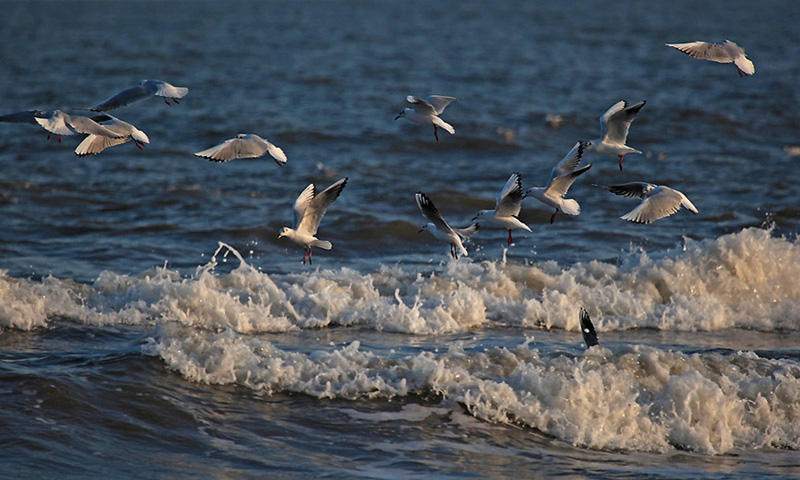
{"left": 1, "top": 0, "right": 800, "bottom": 478}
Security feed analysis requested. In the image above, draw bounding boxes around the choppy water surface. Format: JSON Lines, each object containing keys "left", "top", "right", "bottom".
{"left": 1, "top": 1, "right": 799, "bottom": 478}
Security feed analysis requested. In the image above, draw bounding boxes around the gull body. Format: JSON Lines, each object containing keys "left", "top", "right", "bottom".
{"left": 395, "top": 95, "right": 458, "bottom": 142}
{"left": 594, "top": 182, "right": 698, "bottom": 224}
{"left": 279, "top": 178, "right": 348, "bottom": 265}
{"left": 525, "top": 141, "right": 592, "bottom": 223}
{"left": 473, "top": 172, "right": 531, "bottom": 246}
{"left": 415, "top": 192, "right": 479, "bottom": 259}
{"left": 666, "top": 40, "right": 754, "bottom": 77}
{"left": 194, "top": 134, "right": 287, "bottom": 166}
{"left": 89, "top": 79, "right": 189, "bottom": 112}
{"left": 35, "top": 110, "right": 126, "bottom": 143}
{"left": 75, "top": 114, "right": 149, "bottom": 156}
{"left": 586, "top": 100, "right": 646, "bottom": 171}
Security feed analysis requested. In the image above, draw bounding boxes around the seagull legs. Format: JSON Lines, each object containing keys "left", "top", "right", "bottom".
{"left": 433, "top": 125, "right": 439, "bottom": 142}
{"left": 618, "top": 155, "right": 624, "bottom": 171}
{"left": 507, "top": 230, "right": 513, "bottom": 246}
{"left": 550, "top": 209, "right": 558, "bottom": 224}
{"left": 302, "top": 247, "right": 314, "bottom": 265}
{"left": 737, "top": 68, "right": 744, "bottom": 78}
{"left": 134, "top": 140, "right": 144, "bottom": 150}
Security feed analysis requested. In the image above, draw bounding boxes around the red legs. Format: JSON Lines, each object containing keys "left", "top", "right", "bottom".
{"left": 449, "top": 244, "right": 459, "bottom": 259}
{"left": 507, "top": 230, "right": 513, "bottom": 246}
{"left": 134, "top": 140, "right": 144, "bottom": 150}
{"left": 46, "top": 134, "right": 62, "bottom": 143}
{"left": 618, "top": 155, "right": 624, "bottom": 171}
{"left": 737, "top": 68, "right": 743, "bottom": 78}
{"left": 164, "top": 98, "right": 171, "bottom": 106}
{"left": 302, "top": 246, "right": 314, "bottom": 265}
{"left": 164, "top": 97, "right": 181, "bottom": 106}
{"left": 550, "top": 209, "right": 558, "bottom": 224}
{"left": 433, "top": 125, "right": 440, "bottom": 142}
{"left": 274, "top": 159, "right": 283, "bottom": 167}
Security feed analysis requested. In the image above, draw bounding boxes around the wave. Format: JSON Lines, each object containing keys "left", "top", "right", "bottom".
{"left": 3, "top": 227, "right": 800, "bottom": 334}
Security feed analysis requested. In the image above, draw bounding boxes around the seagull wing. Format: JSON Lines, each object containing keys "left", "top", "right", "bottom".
{"left": 66, "top": 115, "right": 127, "bottom": 137}
{"left": 547, "top": 141, "right": 586, "bottom": 185}
{"left": 604, "top": 101, "right": 646, "bottom": 144}
{"left": 495, "top": 172, "right": 524, "bottom": 217}
{"left": 579, "top": 307, "right": 599, "bottom": 348}
{"left": 296, "top": 177, "right": 348, "bottom": 236}
{"left": 74, "top": 134, "right": 130, "bottom": 156}
{"left": 621, "top": 186, "right": 686, "bottom": 224}
{"left": 0, "top": 110, "right": 49, "bottom": 125}
{"left": 546, "top": 164, "right": 592, "bottom": 198}
{"left": 594, "top": 182, "right": 651, "bottom": 199}
{"left": 406, "top": 96, "right": 436, "bottom": 115}
{"left": 89, "top": 85, "right": 153, "bottom": 111}
{"left": 425, "top": 95, "right": 459, "bottom": 115}
{"left": 415, "top": 192, "right": 455, "bottom": 235}
{"left": 666, "top": 41, "right": 734, "bottom": 64}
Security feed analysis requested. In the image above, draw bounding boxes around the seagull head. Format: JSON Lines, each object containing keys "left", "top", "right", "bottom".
{"left": 278, "top": 227, "right": 291, "bottom": 239}
{"left": 418, "top": 223, "right": 433, "bottom": 233}
{"left": 471, "top": 210, "right": 490, "bottom": 222}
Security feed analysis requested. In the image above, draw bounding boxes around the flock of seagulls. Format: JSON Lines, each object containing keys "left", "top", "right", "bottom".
{"left": 0, "top": 40, "right": 753, "bottom": 264}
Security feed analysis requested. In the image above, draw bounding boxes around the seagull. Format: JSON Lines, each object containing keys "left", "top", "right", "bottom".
{"left": 89, "top": 79, "right": 189, "bottom": 112}
{"left": 74, "top": 114, "right": 149, "bottom": 156}
{"left": 35, "top": 110, "right": 126, "bottom": 143}
{"left": 394, "top": 95, "right": 458, "bottom": 142}
{"left": 525, "top": 141, "right": 592, "bottom": 224}
{"left": 594, "top": 182, "right": 698, "bottom": 224}
{"left": 585, "top": 100, "right": 646, "bottom": 171}
{"left": 472, "top": 172, "right": 531, "bottom": 246}
{"left": 666, "top": 40, "right": 755, "bottom": 77}
{"left": 0, "top": 109, "right": 51, "bottom": 125}
{"left": 579, "top": 307, "right": 599, "bottom": 348}
{"left": 194, "top": 134, "right": 287, "bottom": 166}
{"left": 279, "top": 178, "right": 348, "bottom": 265}
{"left": 415, "top": 192, "right": 479, "bottom": 259}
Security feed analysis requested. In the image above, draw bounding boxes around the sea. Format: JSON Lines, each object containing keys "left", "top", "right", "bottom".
{"left": 1, "top": 0, "right": 799, "bottom": 478}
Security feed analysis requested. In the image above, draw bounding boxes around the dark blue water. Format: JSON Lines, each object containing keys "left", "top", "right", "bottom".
{"left": 1, "top": 1, "right": 799, "bottom": 478}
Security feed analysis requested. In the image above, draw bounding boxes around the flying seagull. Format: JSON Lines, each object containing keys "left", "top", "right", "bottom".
{"left": 194, "top": 134, "right": 287, "bottom": 166}
{"left": 279, "top": 178, "right": 348, "bottom": 265}
{"left": 415, "top": 191, "right": 479, "bottom": 259}
{"left": 594, "top": 182, "right": 698, "bottom": 224}
{"left": 89, "top": 79, "right": 189, "bottom": 111}
{"left": 585, "top": 100, "right": 646, "bottom": 171}
{"left": 525, "top": 141, "right": 592, "bottom": 223}
{"left": 395, "top": 95, "right": 459, "bottom": 142}
{"left": 473, "top": 172, "right": 531, "bottom": 246}
{"left": 666, "top": 40, "right": 755, "bottom": 77}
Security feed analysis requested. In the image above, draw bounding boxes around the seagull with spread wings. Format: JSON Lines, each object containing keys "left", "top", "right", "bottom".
{"left": 394, "top": 95, "right": 459, "bottom": 142}
{"left": 594, "top": 182, "right": 698, "bottom": 224}
{"left": 35, "top": 110, "right": 126, "bottom": 144}
{"left": 473, "top": 172, "right": 531, "bottom": 246}
{"left": 74, "top": 114, "right": 149, "bottom": 156}
{"left": 89, "top": 79, "right": 188, "bottom": 112}
{"left": 525, "top": 141, "right": 592, "bottom": 224}
{"left": 666, "top": 40, "right": 755, "bottom": 77}
{"left": 279, "top": 178, "right": 348, "bottom": 265}
{"left": 585, "top": 100, "right": 646, "bottom": 171}
{"left": 195, "top": 134, "right": 287, "bottom": 166}
{"left": 415, "top": 192, "right": 479, "bottom": 259}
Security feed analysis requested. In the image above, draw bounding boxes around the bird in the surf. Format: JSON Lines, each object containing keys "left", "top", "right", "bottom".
{"left": 415, "top": 192, "right": 479, "bottom": 259}
{"left": 279, "top": 178, "right": 348, "bottom": 265}
{"left": 472, "top": 172, "right": 531, "bottom": 246}
{"left": 666, "top": 40, "right": 755, "bottom": 77}
{"left": 194, "top": 134, "right": 287, "bottom": 166}
{"left": 525, "top": 141, "right": 592, "bottom": 224}
{"left": 88, "top": 79, "right": 188, "bottom": 111}
{"left": 394, "top": 95, "right": 458, "bottom": 142}
{"left": 594, "top": 182, "right": 698, "bottom": 224}
{"left": 74, "top": 114, "right": 149, "bottom": 156}
{"left": 35, "top": 110, "right": 127, "bottom": 144}
{"left": 579, "top": 307, "right": 599, "bottom": 348}
{"left": 585, "top": 100, "right": 646, "bottom": 171}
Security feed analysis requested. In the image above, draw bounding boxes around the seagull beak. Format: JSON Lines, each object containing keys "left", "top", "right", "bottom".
{"left": 394, "top": 113, "right": 402, "bottom": 120}
{"left": 418, "top": 228, "right": 424, "bottom": 233}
